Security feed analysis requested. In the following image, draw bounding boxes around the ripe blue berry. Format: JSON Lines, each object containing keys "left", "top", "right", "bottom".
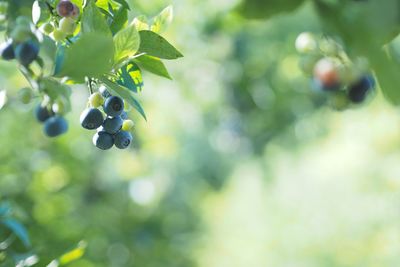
{"left": 80, "top": 108, "right": 103, "bottom": 130}
{"left": 93, "top": 131, "right": 114, "bottom": 150}
{"left": 15, "top": 41, "right": 39, "bottom": 66}
{"left": 35, "top": 104, "right": 54, "bottom": 123}
{"left": 348, "top": 75, "right": 374, "bottom": 103}
{"left": 103, "top": 116, "right": 123, "bottom": 134}
{"left": 114, "top": 131, "right": 133, "bottom": 149}
{"left": 104, "top": 96, "right": 124, "bottom": 117}
{"left": 1, "top": 41, "right": 15, "bottom": 60}
{"left": 57, "top": 0, "right": 74, "bottom": 17}
{"left": 43, "top": 116, "right": 68, "bottom": 137}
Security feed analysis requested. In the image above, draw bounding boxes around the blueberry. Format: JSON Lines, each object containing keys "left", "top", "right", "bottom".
{"left": 1, "top": 41, "right": 15, "bottom": 60}
{"left": 57, "top": 0, "right": 75, "bottom": 17}
{"left": 104, "top": 96, "right": 124, "bottom": 117}
{"left": 80, "top": 108, "right": 104, "bottom": 130}
{"left": 35, "top": 104, "right": 54, "bottom": 123}
{"left": 43, "top": 116, "right": 68, "bottom": 137}
{"left": 114, "top": 131, "right": 133, "bottom": 149}
{"left": 93, "top": 131, "right": 114, "bottom": 150}
{"left": 348, "top": 75, "right": 375, "bottom": 103}
{"left": 103, "top": 116, "right": 123, "bottom": 134}
{"left": 15, "top": 41, "right": 39, "bottom": 66}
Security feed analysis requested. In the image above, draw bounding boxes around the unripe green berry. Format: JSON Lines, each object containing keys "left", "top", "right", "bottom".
{"left": 18, "top": 87, "right": 33, "bottom": 104}
{"left": 122, "top": 120, "right": 134, "bottom": 131}
{"left": 51, "top": 29, "right": 67, "bottom": 42}
{"left": 40, "top": 22, "right": 54, "bottom": 34}
{"left": 89, "top": 92, "right": 104, "bottom": 108}
{"left": 59, "top": 17, "right": 76, "bottom": 35}
{"left": 295, "top": 32, "right": 317, "bottom": 53}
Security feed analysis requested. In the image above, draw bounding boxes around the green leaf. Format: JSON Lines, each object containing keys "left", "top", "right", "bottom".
{"left": 117, "top": 62, "right": 144, "bottom": 92}
{"left": 81, "top": 1, "right": 111, "bottom": 36}
{"left": 110, "top": 6, "right": 128, "bottom": 34}
{"left": 100, "top": 77, "right": 147, "bottom": 120}
{"left": 151, "top": 5, "right": 173, "bottom": 34}
{"left": 134, "top": 55, "right": 171, "bottom": 79}
{"left": 113, "top": 0, "right": 130, "bottom": 10}
{"left": 57, "top": 33, "right": 114, "bottom": 81}
{"left": 39, "top": 36, "right": 57, "bottom": 76}
{"left": 40, "top": 78, "right": 71, "bottom": 100}
{"left": 138, "top": 30, "right": 183, "bottom": 59}
{"left": 32, "top": 0, "right": 51, "bottom": 26}
{"left": 132, "top": 15, "right": 149, "bottom": 31}
{"left": 2, "top": 219, "right": 30, "bottom": 247}
{"left": 113, "top": 25, "right": 140, "bottom": 64}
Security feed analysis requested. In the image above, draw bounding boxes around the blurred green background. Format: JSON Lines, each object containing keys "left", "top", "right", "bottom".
{"left": 2, "top": 0, "right": 400, "bottom": 266}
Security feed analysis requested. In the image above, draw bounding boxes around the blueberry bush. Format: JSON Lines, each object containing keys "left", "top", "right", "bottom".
{"left": 2, "top": 0, "right": 400, "bottom": 267}
{"left": 0, "top": 0, "right": 181, "bottom": 149}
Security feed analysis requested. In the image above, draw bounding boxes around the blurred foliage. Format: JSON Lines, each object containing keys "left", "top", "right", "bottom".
{"left": 2, "top": 0, "right": 400, "bottom": 266}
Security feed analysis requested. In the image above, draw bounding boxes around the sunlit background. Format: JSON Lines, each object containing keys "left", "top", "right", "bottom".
{"left": 1, "top": 0, "right": 400, "bottom": 266}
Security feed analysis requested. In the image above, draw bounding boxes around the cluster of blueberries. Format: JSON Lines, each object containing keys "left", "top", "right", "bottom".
{"left": 80, "top": 88, "right": 134, "bottom": 150}
{"left": 35, "top": 104, "right": 68, "bottom": 137}
{"left": 312, "top": 57, "right": 375, "bottom": 105}
{"left": 295, "top": 32, "right": 375, "bottom": 109}
{"left": 0, "top": 17, "right": 39, "bottom": 66}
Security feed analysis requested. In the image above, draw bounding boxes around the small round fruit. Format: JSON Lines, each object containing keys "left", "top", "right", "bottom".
{"left": 103, "top": 116, "right": 123, "bottom": 134}
{"left": 43, "top": 116, "right": 68, "bottom": 137}
{"left": 295, "top": 32, "right": 317, "bottom": 53}
{"left": 89, "top": 92, "right": 104, "bottom": 108}
{"left": 0, "top": 41, "right": 15, "bottom": 60}
{"left": 35, "top": 104, "right": 54, "bottom": 123}
{"left": 51, "top": 29, "right": 67, "bottom": 42}
{"left": 99, "top": 85, "right": 111, "bottom": 98}
{"left": 114, "top": 131, "right": 133, "bottom": 149}
{"left": 93, "top": 131, "right": 114, "bottom": 150}
{"left": 57, "top": 0, "right": 74, "bottom": 17}
{"left": 104, "top": 96, "right": 124, "bottom": 117}
{"left": 313, "top": 58, "right": 340, "bottom": 90}
{"left": 40, "top": 22, "right": 54, "bottom": 34}
{"left": 348, "top": 75, "right": 375, "bottom": 103}
{"left": 18, "top": 87, "right": 33, "bottom": 104}
{"left": 59, "top": 17, "right": 76, "bottom": 35}
{"left": 15, "top": 41, "right": 39, "bottom": 66}
{"left": 80, "top": 108, "right": 104, "bottom": 130}
{"left": 122, "top": 120, "right": 134, "bottom": 131}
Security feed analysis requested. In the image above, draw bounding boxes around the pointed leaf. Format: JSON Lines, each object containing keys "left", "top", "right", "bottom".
{"left": 113, "top": 25, "right": 140, "bottom": 64}
{"left": 134, "top": 55, "right": 171, "bottom": 79}
{"left": 151, "top": 5, "right": 173, "bottom": 34}
{"left": 138, "top": 30, "right": 183, "bottom": 59}
{"left": 82, "top": 1, "right": 111, "bottom": 36}
{"left": 132, "top": 15, "right": 149, "bottom": 31}
{"left": 57, "top": 33, "right": 114, "bottom": 81}
{"left": 117, "top": 62, "right": 144, "bottom": 92}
